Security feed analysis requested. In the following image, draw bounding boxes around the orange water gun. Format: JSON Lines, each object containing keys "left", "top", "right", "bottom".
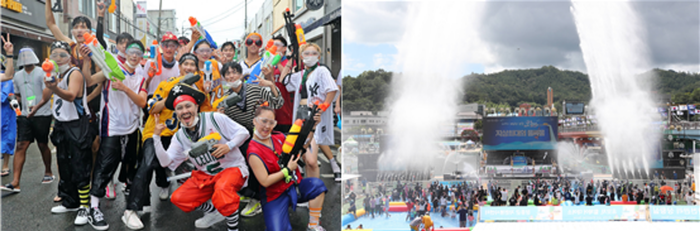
{"left": 108, "top": 0, "right": 116, "bottom": 13}
{"left": 279, "top": 100, "right": 330, "bottom": 180}
{"left": 149, "top": 40, "right": 162, "bottom": 77}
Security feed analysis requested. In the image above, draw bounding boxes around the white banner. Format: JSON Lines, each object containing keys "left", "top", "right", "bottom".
{"left": 136, "top": 1, "right": 147, "bottom": 16}
{"left": 680, "top": 105, "right": 688, "bottom": 111}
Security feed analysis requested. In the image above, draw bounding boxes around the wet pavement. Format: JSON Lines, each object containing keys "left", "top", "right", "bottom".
{"left": 2, "top": 143, "right": 341, "bottom": 231}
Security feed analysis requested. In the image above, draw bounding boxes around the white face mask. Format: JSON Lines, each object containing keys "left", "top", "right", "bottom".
{"left": 254, "top": 128, "right": 271, "bottom": 140}
{"left": 180, "top": 115, "right": 199, "bottom": 129}
{"left": 303, "top": 56, "right": 318, "bottom": 67}
{"left": 230, "top": 79, "right": 242, "bottom": 89}
{"left": 125, "top": 60, "right": 137, "bottom": 69}
{"left": 58, "top": 64, "right": 71, "bottom": 74}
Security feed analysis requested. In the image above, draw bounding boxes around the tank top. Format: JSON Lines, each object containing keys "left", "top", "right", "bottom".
{"left": 52, "top": 67, "right": 89, "bottom": 122}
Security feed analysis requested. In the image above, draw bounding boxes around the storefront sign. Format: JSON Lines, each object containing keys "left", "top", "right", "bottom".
{"left": 1, "top": 0, "right": 22, "bottom": 13}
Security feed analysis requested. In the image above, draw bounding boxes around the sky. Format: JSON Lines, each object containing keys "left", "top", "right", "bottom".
{"left": 343, "top": 1, "right": 700, "bottom": 78}
{"left": 145, "top": 0, "right": 264, "bottom": 43}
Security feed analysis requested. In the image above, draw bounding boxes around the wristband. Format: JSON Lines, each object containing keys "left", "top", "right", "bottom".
{"left": 281, "top": 167, "right": 292, "bottom": 183}
{"left": 5, "top": 55, "right": 13, "bottom": 58}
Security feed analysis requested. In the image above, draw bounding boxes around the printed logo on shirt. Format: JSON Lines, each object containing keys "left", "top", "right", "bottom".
{"left": 310, "top": 82, "right": 320, "bottom": 97}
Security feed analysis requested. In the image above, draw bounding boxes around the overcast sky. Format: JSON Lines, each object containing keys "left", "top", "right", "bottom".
{"left": 145, "top": 0, "right": 263, "bottom": 43}
{"left": 343, "top": 1, "right": 700, "bottom": 77}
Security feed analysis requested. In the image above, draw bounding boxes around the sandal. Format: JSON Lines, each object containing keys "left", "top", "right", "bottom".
{"left": 1, "top": 169, "right": 9, "bottom": 177}
{"left": 1, "top": 183, "right": 20, "bottom": 192}
{"left": 42, "top": 175, "right": 55, "bottom": 184}
{"left": 53, "top": 195, "right": 63, "bottom": 203}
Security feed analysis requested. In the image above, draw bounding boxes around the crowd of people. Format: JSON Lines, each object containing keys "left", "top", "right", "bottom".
{"left": 0, "top": 1, "right": 342, "bottom": 230}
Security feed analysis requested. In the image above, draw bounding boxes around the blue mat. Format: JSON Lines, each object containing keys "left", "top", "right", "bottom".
{"left": 344, "top": 211, "right": 468, "bottom": 230}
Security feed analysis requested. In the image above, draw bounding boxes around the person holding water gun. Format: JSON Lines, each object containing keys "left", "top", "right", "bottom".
{"left": 281, "top": 43, "right": 341, "bottom": 182}
{"left": 29, "top": 41, "right": 94, "bottom": 228}
{"left": 239, "top": 33, "right": 264, "bottom": 83}
{"left": 214, "top": 61, "right": 283, "bottom": 218}
{"left": 192, "top": 40, "right": 224, "bottom": 105}
{"left": 246, "top": 101, "right": 328, "bottom": 231}
{"left": 78, "top": 40, "right": 148, "bottom": 230}
{"left": 0, "top": 39, "right": 57, "bottom": 193}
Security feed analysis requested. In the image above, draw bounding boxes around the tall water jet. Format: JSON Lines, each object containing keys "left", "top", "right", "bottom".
{"left": 571, "top": 2, "right": 660, "bottom": 179}
{"left": 379, "top": 2, "right": 489, "bottom": 171}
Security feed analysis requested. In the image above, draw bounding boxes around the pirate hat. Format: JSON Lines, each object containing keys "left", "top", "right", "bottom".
{"left": 165, "top": 83, "right": 206, "bottom": 110}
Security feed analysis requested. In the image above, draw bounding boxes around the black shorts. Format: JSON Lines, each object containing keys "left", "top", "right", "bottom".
{"left": 17, "top": 116, "right": 53, "bottom": 143}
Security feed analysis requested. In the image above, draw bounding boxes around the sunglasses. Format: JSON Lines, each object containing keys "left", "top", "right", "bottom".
{"left": 274, "top": 42, "right": 285, "bottom": 47}
{"left": 246, "top": 39, "right": 262, "bottom": 47}
{"left": 49, "top": 53, "right": 70, "bottom": 59}
{"left": 256, "top": 117, "right": 277, "bottom": 127}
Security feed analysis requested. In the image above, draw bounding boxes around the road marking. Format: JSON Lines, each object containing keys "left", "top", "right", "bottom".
{"left": 321, "top": 174, "right": 334, "bottom": 178}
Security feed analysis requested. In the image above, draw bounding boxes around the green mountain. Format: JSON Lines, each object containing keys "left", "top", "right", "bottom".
{"left": 342, "top": 67, "right": 700, "bottom": 113}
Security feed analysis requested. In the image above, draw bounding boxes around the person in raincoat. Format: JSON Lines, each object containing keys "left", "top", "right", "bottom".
{"left": 1, "top": 74, "right": 16, "bottom": 178}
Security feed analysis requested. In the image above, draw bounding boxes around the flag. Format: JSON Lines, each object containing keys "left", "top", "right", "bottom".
{"left": 662, "top": 112, "right": 668, "bottom": 117}
{"left": 691, "top": 110, "right": 696, "bottom": 115}
{"left": 677, "top": 111, "right": 684, "bottom": 115}
{"left": 696, "top": 109, "right": 700, "bottom": 114}
{"left": 659, "top": 107, "right": 667, "bottom": 112}
{"left": 689, "top": 105, "right": 696, "bottom": 110}
{"left": 680, "top": 105, "right": 688, "bottom": 111}
{"left": 671, "top": 106, "right": 678, "bottom": 111}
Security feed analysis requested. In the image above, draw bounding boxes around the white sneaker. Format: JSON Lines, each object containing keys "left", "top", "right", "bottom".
{"left": 194, "top": 211, "right": 225, "bottom": 228}
{"left": 158, "top": 187, "right": 169, "bottom": 201}
{"left": 105, "top": 183, "right": 116, "bottom": 200}
{"left": 143, "top": 206, "right": 152, "bottom": 213}
{"left": 297, "top": 202, "right": 309, "bottom": 207}
{"left": 51, "top": 205, "right": 79, "bottom": 214}
{"left": 240, "top": 199, "right": 262, "bottom": 217}
{"left": 122, "top": 210, "right": 144, "bottom": 230}
{"left": 307, "top": 225, "right": 326, "bottom": 231}
{"left": 74, "top": 207, "right": 89, "bottom": 225}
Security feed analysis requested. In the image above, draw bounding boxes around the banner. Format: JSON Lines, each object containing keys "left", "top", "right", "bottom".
{"left": 680, "top": 105, "right": 688, "bottom": 111}
{"left": 650, "top": 205, "right": 700, "bottom": 220}
{"left": 482, "top": 117, "right": 558, "bottom": 150}
{"left": 689, "top": 105, "right": 696, "bottom": 110}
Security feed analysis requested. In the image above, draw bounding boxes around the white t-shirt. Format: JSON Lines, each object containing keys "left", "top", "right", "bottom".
{"left": 286, "top": 65, "right": 339, "bottom": 121}
{"left": 145, "top": 59, "right": 181, "bottom": 95}
{"left": 100, "top": 62, "right": 146, "bottom": 137}
{"left": 155, "top": 112, "right": 250, "bottom": 183}
{"left": 240, "top": 59, "right": 261, "bottom": 79}
{"left": 14, "top": 67, "right": 51, "bottom": 116}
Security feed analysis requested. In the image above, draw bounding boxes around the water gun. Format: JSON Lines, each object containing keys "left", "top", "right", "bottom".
{"left": 149, "top": 40, "right": 162, "bottom": 77}
{"left": 278, "top": 100, "right": 330, "bottom": 182}
{"left": 283, "top": 9, "right": 300, "bottom": 72}
{"left": 41, "top": 58, "right": 58, "bottom": 83}
{"left": 8, "top": 93, "right": 20, "bottom": 116}
{"left": 254, "top": 40, "right": 283, "bottom": 83}
{"left": 188, "top": 17, "right": 218, "bottom": 49}
{"left": 216, "top": 91, "right": 243, "bottom": 110}
{"left": 108, "top": 0, "right": 116, "bottom": 13}
{"left": 295, "top": 24, "right": 306, "bottom": 46}
{"left": 83, "top": 32, "right": 126, "bottom": 90}
{"left": 203, "top": 60, "right": 213, "bottom": 90}
{"left": 169, "top": 132, "right": 222, "bottom": 182}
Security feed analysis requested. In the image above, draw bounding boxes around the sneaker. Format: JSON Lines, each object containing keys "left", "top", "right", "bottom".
{"left": 240, "top": 199, "right": 262, "bottom": 217}
{"left": 334, "top": 172, "right": 341, "bottom": 182}
{"left": 122, "top": 210, "right": 144, "bottom": 230}
{"left": 74, "top": 207, "right": 89, "bottom": 225}
{"left": 239, "top": 195, "right": 251, "bottom": 203}
{"left": 194, "top": 211, "right": 225, "bottom": 228}
{"left": 105, "top": 183, "right": 116, "bottom": 200}
{"left": 307, "top": 225, "right": 326, "bottom": 231}
{"left": 88, "top": 207, "right": 110, "bottom": 230}
{"left": 158, "top": 187, "right": 169, "bottom": 201}
{"left": 297, "top": 202, "right": 309, "bottom": 207}
{"left": 143, "top": 206, "right": 152, "bottom": 213}
{"left": 123, "top": 183, "right": 131, "bottom": 196}
{"left": 51, "top": 205, "right": 79, "bottom": 214}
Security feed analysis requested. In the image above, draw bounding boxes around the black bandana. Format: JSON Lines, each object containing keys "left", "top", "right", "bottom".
{"left": 51, "top": 41, "right": 70, "bottom": 52}
{"left": 179, "top": 53, "right": 199, "bottom": 69}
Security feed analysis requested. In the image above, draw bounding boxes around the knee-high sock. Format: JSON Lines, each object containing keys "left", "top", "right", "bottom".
{"left": 79, "top": 185, "right": 90, "bottom": 208}
{"left": 309, "top": 206, "right": 322, "bottom": 227}
{"left": 226, "top": 210, "right": 239, "bottom": 231}
{"left": 195, "top": 201, "right": 216, "bottom": 213}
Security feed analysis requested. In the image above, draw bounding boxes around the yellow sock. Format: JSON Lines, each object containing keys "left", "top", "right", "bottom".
{"left": 309, "top": 207, "right": 322, "bottom": 227}
{"left": 79, "top": 185, "right": 90, "bottom": 208}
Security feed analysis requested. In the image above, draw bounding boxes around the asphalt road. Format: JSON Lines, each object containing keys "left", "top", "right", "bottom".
{"left": 1, "top": 143, "right": 341, "bottom": 231}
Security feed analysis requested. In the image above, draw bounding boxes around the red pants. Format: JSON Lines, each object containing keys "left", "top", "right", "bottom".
{"left": 171, "top": 167, "right": 246, "bottom": 216}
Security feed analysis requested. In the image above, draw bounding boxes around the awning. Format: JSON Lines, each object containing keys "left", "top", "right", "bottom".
{"left": 303, "top": 7, "right": 341, "bottom": 32}
{"left": 1, "top": 21, "right": 55, "bottom": 44}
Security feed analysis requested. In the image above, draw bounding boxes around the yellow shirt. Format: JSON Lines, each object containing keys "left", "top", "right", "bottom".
{"left": 422, "top": 215, "right": 433, "bottom": 229}
{"left": 204, "top": 59, "right": 224, "bottom": 106}
{"left": 141, "top": 75, "right": 213, "bottom": 142}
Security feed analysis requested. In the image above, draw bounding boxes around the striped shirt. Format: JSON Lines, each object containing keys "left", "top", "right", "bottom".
{"left": 221, "top": 83, "right": 284, "bottom": 133}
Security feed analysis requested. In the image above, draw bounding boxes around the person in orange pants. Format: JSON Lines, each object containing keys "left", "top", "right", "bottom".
{"left": 152, "top": 84, "right": 250, "bottom": 231}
